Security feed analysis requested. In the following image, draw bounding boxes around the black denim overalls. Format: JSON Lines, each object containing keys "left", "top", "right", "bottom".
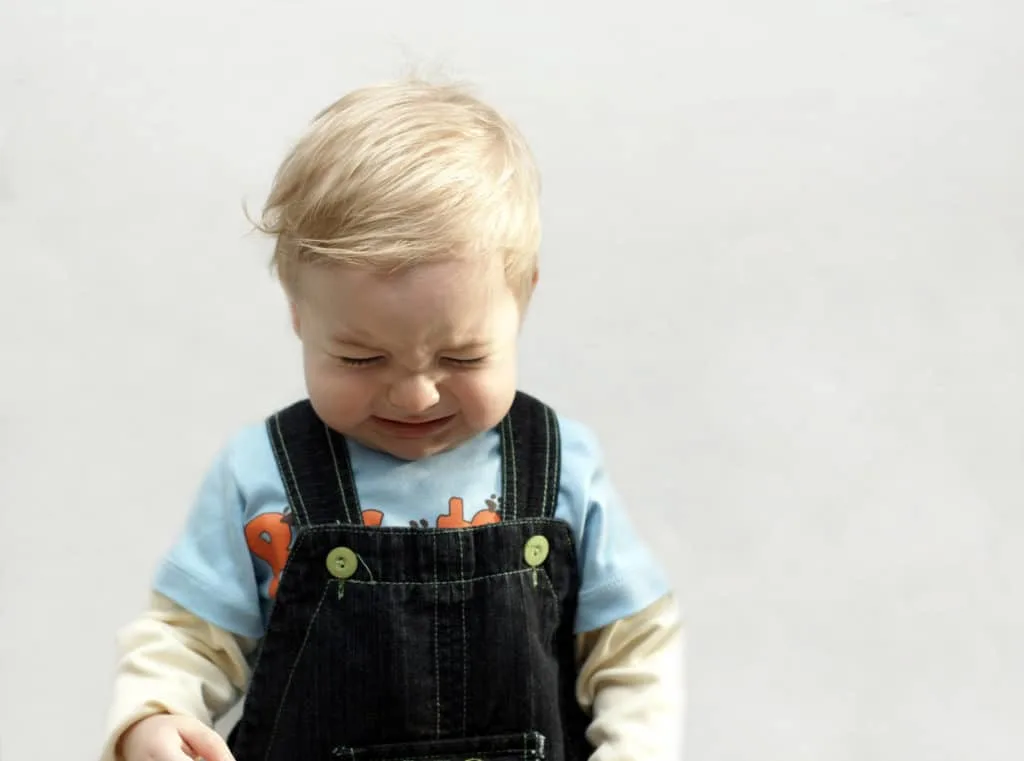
{"left": 227, "top": 391, "right": 593, "bottom": 761}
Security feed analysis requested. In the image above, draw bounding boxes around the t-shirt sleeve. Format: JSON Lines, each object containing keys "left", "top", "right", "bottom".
{"left": 557, "top": 418, "right": 674, "bottom": 634}
{"left": 152, "top": 438, "right": 265, "bottom": 639}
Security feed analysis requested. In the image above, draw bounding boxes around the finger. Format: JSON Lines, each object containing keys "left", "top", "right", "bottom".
{"left": 143, "top": 736, "right": 204, "bottom": 761}
{"left": 179, "top": 724, "right": 235, "bottom": 761}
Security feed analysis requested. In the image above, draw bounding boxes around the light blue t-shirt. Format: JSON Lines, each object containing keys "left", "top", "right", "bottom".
{"left": 155, "top": 411, "right": 670, "bottom": 639}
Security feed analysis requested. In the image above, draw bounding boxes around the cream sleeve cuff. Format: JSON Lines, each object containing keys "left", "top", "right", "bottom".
{"left": 576, "top": 593, "right": 686, "bottom": 761}
{"left": 98, "top": 592, "right": 257, "bottom": 761}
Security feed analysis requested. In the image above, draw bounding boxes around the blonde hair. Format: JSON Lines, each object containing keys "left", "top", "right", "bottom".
{"left": 255, "top": 79, "right": 541, "bottom": 302}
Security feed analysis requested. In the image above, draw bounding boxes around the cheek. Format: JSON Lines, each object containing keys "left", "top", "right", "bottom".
{"left": 448, "top": 365, "right": 517, "bottom": 428}
{"left": 303, "top": 352, "right": 375, "bottom": 426}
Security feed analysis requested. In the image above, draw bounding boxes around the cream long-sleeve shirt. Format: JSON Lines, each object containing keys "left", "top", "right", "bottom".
{"left": 100, "top": 591, "right": 684, "bottom": 761}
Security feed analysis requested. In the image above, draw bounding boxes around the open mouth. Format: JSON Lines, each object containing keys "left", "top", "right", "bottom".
{"left": 372, "top": 415, "right": 456, "bottom": 438}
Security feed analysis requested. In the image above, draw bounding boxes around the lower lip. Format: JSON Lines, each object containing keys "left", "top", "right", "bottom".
{"left": 372, "top": 415, "right": 456, "bottom": 439}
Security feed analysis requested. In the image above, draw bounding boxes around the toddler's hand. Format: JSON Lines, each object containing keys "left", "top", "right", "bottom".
{"left": 118, "top": 713, "right": 234, "bottom": 761}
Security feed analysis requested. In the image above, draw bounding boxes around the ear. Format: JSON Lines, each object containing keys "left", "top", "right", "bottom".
{"left": 289, "top": 301, "right": 301, "bottom": 337}
{"left": 518, "top": 268, "right": 540, "bottom": 323}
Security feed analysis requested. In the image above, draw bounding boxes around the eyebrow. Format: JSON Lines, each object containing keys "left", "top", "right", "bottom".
{"left": 328, "top": 329, "right": 379, "bottom": 349}
{"left": 328, "top": 334, "right": 490, "bottom": 354}
{"left": 443, "top": 341, "right": 491, "bottom": 354}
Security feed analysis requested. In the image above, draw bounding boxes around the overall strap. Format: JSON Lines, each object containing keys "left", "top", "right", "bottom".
{"left": 266, "top": 400, "right": 362, "bottom": 528}
{"left": 499, "top": 391, "right": 562, "bottom": 521}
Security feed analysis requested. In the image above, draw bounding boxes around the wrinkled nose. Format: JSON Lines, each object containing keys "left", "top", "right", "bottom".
{"left": 387, "top": 375, "right": 440, "bottom": 415}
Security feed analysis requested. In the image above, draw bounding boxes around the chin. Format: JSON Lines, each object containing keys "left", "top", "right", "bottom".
{"left": 348, "top": 421, "right": 472, "bottom": 461}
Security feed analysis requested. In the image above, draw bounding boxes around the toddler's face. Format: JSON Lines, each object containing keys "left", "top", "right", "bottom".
{"left": 290, "top": 256, "right": 527, "bottom": 460}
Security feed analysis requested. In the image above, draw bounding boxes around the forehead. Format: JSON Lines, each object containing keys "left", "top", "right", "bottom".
{"left": 297, "top": 258, "right": 517, "bottom": 347}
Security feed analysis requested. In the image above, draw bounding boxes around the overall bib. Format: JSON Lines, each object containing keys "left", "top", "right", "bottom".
{"left": 227, "top": 392, "right": 593, "bottom": 761}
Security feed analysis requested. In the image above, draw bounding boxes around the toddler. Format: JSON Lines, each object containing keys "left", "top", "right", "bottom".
{"left": 101, "top": 79, "right": 684, "bottom": 761}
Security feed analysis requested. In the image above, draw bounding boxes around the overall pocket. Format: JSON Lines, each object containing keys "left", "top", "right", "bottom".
{"left": 333, "top": 731, "right": 547, "bottom": 761}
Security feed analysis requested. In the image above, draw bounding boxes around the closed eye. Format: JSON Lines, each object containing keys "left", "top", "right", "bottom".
{"left": 337, "top": 356, "right": 383, "bottom": 367}
{"left": 444, "top": 357, "right": 487, "bottom": 366}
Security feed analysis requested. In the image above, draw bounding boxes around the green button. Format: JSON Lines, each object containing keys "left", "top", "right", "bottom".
{"left": 326, "top": 547, "right": 358, "bottom": 579}
{"left": 524, "top": 535, "right": 549, "bottom": 567}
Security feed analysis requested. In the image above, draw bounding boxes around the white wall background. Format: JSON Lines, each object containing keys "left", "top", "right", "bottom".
{"left": 2, "top": 1, "right": 1022, "bottom": 759}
